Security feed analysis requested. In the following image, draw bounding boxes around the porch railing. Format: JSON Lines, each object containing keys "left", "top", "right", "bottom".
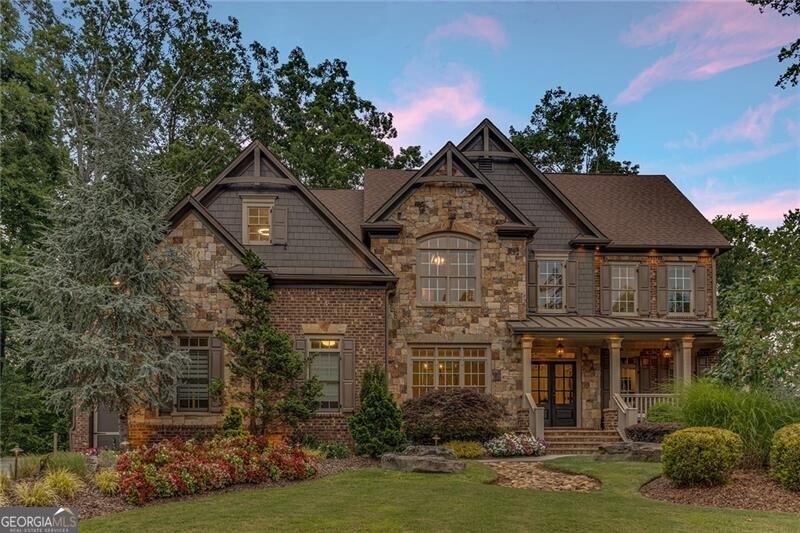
{"left": 525, "top": 393, "right": 545, "bottom": 441}
{"left": 613, "top": 393, "right": 638, "bottom": 442}
{"left": 621, "top": 393, "right": 679, "bottom": 420}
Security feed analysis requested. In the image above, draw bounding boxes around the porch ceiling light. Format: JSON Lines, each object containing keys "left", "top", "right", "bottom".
{"left": 555, "top": 342, "right": 565, "bottom": 357}
{"left": 662, "top": 342, "right": 673, "bottom": 358}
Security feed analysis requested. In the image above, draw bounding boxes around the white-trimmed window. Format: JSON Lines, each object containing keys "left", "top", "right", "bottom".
{"left": 611, "top": 264, "right": 637, "bottom": 314}
{"left": 241, "top": 195, "right": 276, "bottom": 245}
{"left": 177, "top": 336, "right": 210, "bottom": 412}
{"left": 668, "top": 265, "right": 693, "bottom": 314}
{"left": 410, "top": 346, "right": 488, "bottom": 398}
{"left": 537, "top": 257, "right": 566, "bottom": 311}
{"left": 417, "top": 234, "right": 479, "bottom": 305}
{"left": 307, "top": 338, "right": 341, "bottom": 410}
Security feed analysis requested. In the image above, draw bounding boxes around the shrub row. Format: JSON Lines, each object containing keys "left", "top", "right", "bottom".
{"left": 662, "top": 427, "right": 743, "bottom": 487}
{"left": 402, "top": 389, "right": 505, "bottom": 444}
{"left": 770, "top": 423, "right": 800, "bottom": 491}
{"left": 116, "top": 436, "right": 316, "bottom": 504}
{"left": 484, "top": 433, "right": 546, "bottom": 457}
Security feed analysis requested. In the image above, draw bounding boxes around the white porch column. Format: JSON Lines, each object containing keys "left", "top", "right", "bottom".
{"left": 522, "top": 335, "right": 533, "bottom": 407}
{"left": 608, "top": 336, "right": 622, "bottom": 403}
{"left": 680, "top": 336, "right": 694, "bottom": 385}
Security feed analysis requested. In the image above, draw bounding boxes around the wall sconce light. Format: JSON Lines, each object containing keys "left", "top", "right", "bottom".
{"left": 555, "top": 342, "right": 565, "bottom": 357}
{"left": 662, "top": 342, "right": 673, "bottom": 358}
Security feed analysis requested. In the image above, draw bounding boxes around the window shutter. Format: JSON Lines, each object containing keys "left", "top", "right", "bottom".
{"left": 209, "top": 336, "right": 225, "bottom": 413}
{"left": 694, "top": 265, "right": 707, "bottom": 317}
{"left": 566, "top": 260, "right": 577, "bottom": 313}
{"left": 527, "top": 259, "right": 538, "bottom": 313}
{"left": 638, "top": 264, "right": 651, "bottom": 317}
{"left": 271, "top": 205, "right": 288, "bottom": 245}
{"left": 340, "top": 338, "right": 355, "bottom": 412}
{"left": 294, "top": 337, "right": 307, "bottom": 355}
{"left": 600, "top": 264, "right": 611, "bottom": 315}
{"left": 656, "top": 266, "right": 668, "bottom": 315}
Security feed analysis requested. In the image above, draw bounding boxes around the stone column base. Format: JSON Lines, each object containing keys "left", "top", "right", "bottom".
{"left": 602, "top": 408, "right": 618, "bottom": 430}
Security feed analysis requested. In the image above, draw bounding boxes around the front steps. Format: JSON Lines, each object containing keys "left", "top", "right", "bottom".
{"left": 543, "top": 428, "right": 623, "bottom": 455}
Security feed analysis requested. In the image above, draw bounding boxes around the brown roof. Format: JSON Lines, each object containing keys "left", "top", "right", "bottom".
{"left": 546, "top": 173, "right": 730, "bottom": 249}
{"left": 309, "top": 189, "right": 364, "bottom": 237}
{"left": 363, "top": 169, "right": 414, "bottom": 219}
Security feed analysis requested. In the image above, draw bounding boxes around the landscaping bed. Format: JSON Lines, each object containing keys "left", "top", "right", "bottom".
{"left": 486, "top": 461, "right": 600, "bottom": 492}
{"left": 641, "top": 470, "right": 800, "bottom": 513}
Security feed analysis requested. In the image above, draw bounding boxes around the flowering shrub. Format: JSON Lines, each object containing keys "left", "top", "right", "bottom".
{"left": 484, "top": 433, "right": 547, "bottom": 457}
{"left": 117, "top": 436, "right": 316, "bottom": 504}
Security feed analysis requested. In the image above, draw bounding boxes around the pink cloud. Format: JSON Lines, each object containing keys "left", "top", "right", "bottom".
{"left": 617, "top": 1, "right": 798, "bottom": 103}
{"left": 708, "top": 94, "right": 800, "bottom": 145}
{"left": 679, "top": 141, "right": 799, "bottom": 176}
{"left": 426, "top": 14, "right": 508, "bottom": 52}
{"left": 387, "top": 70, "right": 488, "bottom": 151}
{"left": 695, "top": 188, "right": 800, "bottom": 227}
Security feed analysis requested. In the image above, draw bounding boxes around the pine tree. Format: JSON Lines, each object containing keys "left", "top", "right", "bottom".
{"left": 348, "top": 365, "right": 406, "bottom": 457}
{"left": 217, "top": 250, "right": 321, "bottom": 435}
{"left": 10, "top": 104, "right": 188, "bottom": 439}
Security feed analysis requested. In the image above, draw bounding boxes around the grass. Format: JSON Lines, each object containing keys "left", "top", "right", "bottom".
{"left": 81, "top": 457, "right": 798, "bottom": 532}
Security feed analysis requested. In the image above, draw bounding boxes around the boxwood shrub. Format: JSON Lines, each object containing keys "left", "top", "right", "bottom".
{"left": 662, "top": 427, "right": 743, "bottom": 487}
{"left": 625, "top": 423, "right": 681, "bottom": 443}
{"left": 770, "top": 423, "right": 800, "bottom": 491}
{"left": 442, "top": 440, "right": 487, "bottom": 459}
{"left": 402, "top": 389, "right": 505, "bottom": 444}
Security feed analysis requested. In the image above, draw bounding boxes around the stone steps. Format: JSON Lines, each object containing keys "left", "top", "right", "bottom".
{"left": 542, "top": 428, "right": 623, "bottom": 455}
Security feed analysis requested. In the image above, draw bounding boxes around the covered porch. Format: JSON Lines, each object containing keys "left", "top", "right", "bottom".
{"left": 508, "top": 316, "right": 721, "bottom": 439}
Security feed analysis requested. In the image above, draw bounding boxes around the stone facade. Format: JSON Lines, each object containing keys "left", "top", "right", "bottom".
{"left": 371, "top": 183, "right": 528, "bottom": 427}
{"left": 580, "top": 349, "right": 602, "bottom": 429}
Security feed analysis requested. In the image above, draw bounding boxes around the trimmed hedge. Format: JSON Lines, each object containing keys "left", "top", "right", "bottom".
{"left": 770, "top": 423, "right": 800, "bottom": 491}
{"left": 625, "top": 423, "right": 681, "bottom": 443}
{"left": 442, "top": 441, "right": 487, "bottom": 459}
{"left": 402, "top": 389, "right": 505, "bottom": 444}
{"left": 662, "top": 427, "right": 743, "bottom": 487}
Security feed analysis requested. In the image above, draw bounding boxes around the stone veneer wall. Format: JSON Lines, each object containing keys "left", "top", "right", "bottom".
{"left": 371, "top": 183, "right": 528, "bottom": 428}
{"left": 580, "top": 348, "right": 602, "bottom": 429}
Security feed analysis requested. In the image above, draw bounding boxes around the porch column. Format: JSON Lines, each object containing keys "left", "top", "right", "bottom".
{"left": 608, "top": 336, "right": 622, "bottom": 403}
{"left": 680, "top": 336, "right": 694, "bottom": 385}
{"left": 522, "top": 335, "right": 533, "bottom": 407}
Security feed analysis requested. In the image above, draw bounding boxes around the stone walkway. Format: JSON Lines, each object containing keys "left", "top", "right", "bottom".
{"left": 486, "top": 460, "right": 601, "bottom": 492}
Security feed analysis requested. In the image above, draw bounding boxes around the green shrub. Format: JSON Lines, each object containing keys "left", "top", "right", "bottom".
{"left": 348, "top": 365, "right": 406, "bottom": 457}
{"left": 223, "top": 406, "right": 245, "bottom": 432}
{"left": 290, "top": 432, "right": 320, "bottom": 449}
{"left": 44, "top": 468, "right": 83, "bottom": 499}
{"left": 97, "top": 450, "right": 119, "bottom": 470}
{"left": 0, "top": 472, "right": 11, "bottom": 494}
{"left": 770, "top": 423, "right": 800, "bottom": 491}
{"left": 645, "top": 402, "right": 682, "bottom": 423}
{"left": 443, "top": 440, "right": 487, "bottom": 459}
{"left": 625, "top": 423, "right": 681, "bottom": 443}
{"left": 402, "top": 388, "right": 505, "bottom": 444}
{"left": 15, "top": 480, "right": 57, "bottom": 506}
{"left": 662, "top": 427, "right": 743, "bottom": 487}
{"left": 46, "top": 451, "right": 88, "bottom": 477}
{"left": 94, "top": 469, "right": 120, "bottom": 496}
{"left": 319, "top": 442, "right": 350, "bottom": 459}
{"left": 16, "top": 455, "right": 42, "bottom": 479}
{"left": 678, "top": 380, "right": 800, "bottom": 466}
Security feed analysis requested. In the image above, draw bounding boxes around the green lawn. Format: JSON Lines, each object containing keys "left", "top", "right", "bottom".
{"left": 81, "top": 458, "right": 798, "bottom": 532}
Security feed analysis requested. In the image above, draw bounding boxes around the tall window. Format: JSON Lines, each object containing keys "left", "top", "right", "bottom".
{"left": 241, "top": 196, "right": 276, "bottom": 245}
{"left": 308, "top": 339, "right": 340, "bottom": 410}
{"left": 177, "top": 336, "right": 210, "bottom": 411}
{"left": 667, "top": 265, "right": 693, "bottom": 314}
{"left": 611, "top": 264, "right": 637, "bottom": 314}
{"left": 418, "top": 235, "right": 479, "bottom": 304}
{"left": 537, "top": 259, "right": 565, "bottom": 311}
{"left": 410, "top": 346, "right": 488, "bottom": 398}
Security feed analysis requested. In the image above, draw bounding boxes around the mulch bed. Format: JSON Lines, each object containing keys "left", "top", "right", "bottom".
{"left": 8, "top": 457, "right": 377, "bottom": 521}
{"left": 641, "top": 469, "right": 800, "bottom": 513}
{"left": 486, "top": 461, "right": 601, "bottom": 492}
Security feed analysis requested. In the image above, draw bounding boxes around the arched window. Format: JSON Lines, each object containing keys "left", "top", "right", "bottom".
{"left": 417, "top": 234, "right": 479, "bottom": 304}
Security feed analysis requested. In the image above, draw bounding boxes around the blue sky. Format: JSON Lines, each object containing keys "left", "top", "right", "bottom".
{"left": 211, "top": 1, "right": 799, "bottom": 227}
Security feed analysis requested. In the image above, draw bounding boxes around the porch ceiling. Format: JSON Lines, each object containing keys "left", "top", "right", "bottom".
{"left": 508, "top": 315, "right": 717, "bottom": 337}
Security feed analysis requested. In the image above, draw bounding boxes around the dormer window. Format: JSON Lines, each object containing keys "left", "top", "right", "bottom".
{"left": 241, "top": 195, "right": 276, "bottom": 245}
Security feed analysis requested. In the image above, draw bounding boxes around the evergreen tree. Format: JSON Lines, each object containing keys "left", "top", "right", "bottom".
{"left": 10, "top": 104, "right": 188, "bottom": 438}
{"left": 348, "top": 365, "right": 406, "bottom": 457}
{"left": 217, "top": 250, "right": 321, "bottom": 435}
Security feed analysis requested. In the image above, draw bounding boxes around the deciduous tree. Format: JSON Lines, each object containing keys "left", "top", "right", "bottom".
{"left": 748, "top": 0, "right": 800, "bottom": 88}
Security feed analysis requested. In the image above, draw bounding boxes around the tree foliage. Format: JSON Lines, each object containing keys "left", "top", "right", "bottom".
{"left": 10, "top": 104, "right": 188, "bottom": 415}
{"left": 748, "top": 0, "right": 800, "bottom": 88}
{"left": 216, "top": 250, "right": 321, "bottom": 435}
{"left": 347, "top": 365, "right": 405, "bottom": 457}
{"left": 509, "top": 87, "right": 639, "bottom": 174}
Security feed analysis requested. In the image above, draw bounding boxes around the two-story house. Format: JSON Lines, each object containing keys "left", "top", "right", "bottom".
{"left": 70, "top": 119, "right": 730, "bottom": 452}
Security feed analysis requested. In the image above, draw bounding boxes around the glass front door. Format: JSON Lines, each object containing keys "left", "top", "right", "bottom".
{"left": 531, "top": 361, "right": 577, "bottom": 427}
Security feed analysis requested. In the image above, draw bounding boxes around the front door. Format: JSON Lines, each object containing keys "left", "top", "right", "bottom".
{"left": 531, "top": 361, "right": 577, "bottom": 427}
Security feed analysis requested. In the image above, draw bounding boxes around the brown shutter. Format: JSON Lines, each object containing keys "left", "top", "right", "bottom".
{"left": 294, "top": 337, "right": 307, "bottom": 355}
{"left": 638, "top": 264, "right": 651, "bottom": 317}
{"left": 657, "top": 265, "right": 668, "bottom": 315}
{"left": 271, "top": 205, "right": 288, "bottom": 245}
{"left": 527, "top": 259, "right": 538, "bottom": 313}
{"left": 209, "top": 336, "right": 224, "bottom": 413}
{"left": 600, "top": 264, "right": 611, "bottom": 315}
{"left": 694, "top": 265, "right": 707, "bottom": 317}
{"left": 340, "top": 338, "right": 355, "bottom": 412}
{"left": 566, "top": 260, "right": 577, "bottom": 313}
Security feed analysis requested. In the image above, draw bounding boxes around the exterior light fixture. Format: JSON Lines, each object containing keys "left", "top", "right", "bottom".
{"left": 431, "top": 254, "right": 446, "bottom": 266}
{"left": 555, "top": 342, "right": 565, "bottom": 357}
{"left": 662, "top": 342, "right": 673, "bottom": 358}
{"left": 111, "top": 278, "right": 122, "bottom": 287}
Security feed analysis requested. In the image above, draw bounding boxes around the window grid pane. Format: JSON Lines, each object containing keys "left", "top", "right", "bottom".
{"left": 418, "top": 236, "right": 478, "bottom": 304}
{"left": 611, "top": 265, "right": 637, "bottom": 314}
{"left": 247, "top": 206, "right": 271, "bottom": 242}
{"left": 410, "top": 346, "right": 488, "bottom": 398}
{"left": 668, "top": 265, "right": 693, "bottom": 314}
{"left": 177, "top": 337, "right": 210, "bottom": 411}
{"left": 537, "top": 260, "right": 564, "bottom": 310}
{"left": 309, "top": 339, "right": 341, "bottom": 410}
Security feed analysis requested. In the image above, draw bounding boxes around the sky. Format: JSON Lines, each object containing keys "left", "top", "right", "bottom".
{"left": 210, "top": 1, "right": 800, "bottom": 227}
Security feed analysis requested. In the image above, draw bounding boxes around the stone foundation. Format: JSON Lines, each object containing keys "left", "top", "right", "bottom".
{"left": 602, "top": 408, "right": 618, "bottom": 430}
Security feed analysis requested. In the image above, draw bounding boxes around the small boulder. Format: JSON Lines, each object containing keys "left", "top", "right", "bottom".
{"left": 400, "top": 445, "right": 458, "bottom": 459}
{"left": 596, "top": 441, "right": 661, "bottom": 462}
{"left": 381, "top": 453, "right": 466, "bottom": 473}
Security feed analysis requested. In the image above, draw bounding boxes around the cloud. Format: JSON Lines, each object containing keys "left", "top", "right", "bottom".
{"left": 679, "top": 141, "right": 799, "bottom": 176}
{"left": 426, "top": 14, "right": 509, "bottom": 52}
{"left": 617, "top": 1, "right": 798, "bottom": 103}
{"left": 692, "top": 182, "right": 800, "bottom": 227}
